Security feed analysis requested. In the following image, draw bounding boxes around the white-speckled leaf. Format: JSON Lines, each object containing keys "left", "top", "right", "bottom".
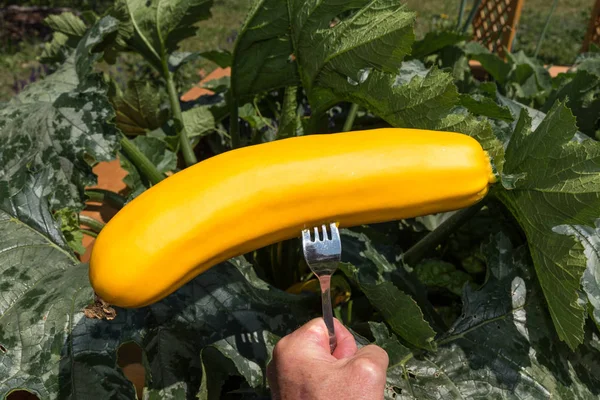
{"left": 0, "top": 16, "right": 121, "bottom": 212}
{"left": 379, "top": 233, "right": 600, "bottom": 399}
{"left": 552, "top": 221, "right": 600, "bottom": 330}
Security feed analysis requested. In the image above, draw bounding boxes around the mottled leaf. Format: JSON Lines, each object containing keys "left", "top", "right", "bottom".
{"left": 0, "top": 16, "right": 121, "bottom": 212}
{"left": 39, "top": 32, "right": 76, "bottom": 65}
{"left": 552, "top": 221, "right": 600, "bottom": 330}
{"left": 382, "top": 232, "right": 600, "bottom": 399}
{"left": 0, "top": 195, "right": 313, "bottom": 400}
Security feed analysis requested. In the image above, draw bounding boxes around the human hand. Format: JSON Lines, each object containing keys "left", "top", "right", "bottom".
{"left": 266, "top": 318, "right": 389, "bottom": 400}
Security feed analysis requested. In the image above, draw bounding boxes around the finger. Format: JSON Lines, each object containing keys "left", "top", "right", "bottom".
{"left": 280, "top": 318, "right": 333, "bottom": 357}
{"left": 331, "top": 318, "right": 358, "bottom": 359}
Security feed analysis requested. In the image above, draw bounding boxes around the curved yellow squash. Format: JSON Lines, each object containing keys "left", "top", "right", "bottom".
{"left": 90, "top": 128, "right": 495, "bottom": 308}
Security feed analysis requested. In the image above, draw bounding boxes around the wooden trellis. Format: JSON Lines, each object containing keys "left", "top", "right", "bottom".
{"left": 471, "top": 0, "right": 524, "bottom": 58}
{"left": 581, "top": 0, "right": 600, "bottom": 53}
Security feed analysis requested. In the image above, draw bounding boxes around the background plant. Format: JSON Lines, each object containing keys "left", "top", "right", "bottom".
{"left": 1, "top": 0, "right": 600, "bottom": 399}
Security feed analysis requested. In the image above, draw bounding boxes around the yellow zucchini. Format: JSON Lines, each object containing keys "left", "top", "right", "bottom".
{"left": 89, "top": 128, "right": 495, "bottom": 308}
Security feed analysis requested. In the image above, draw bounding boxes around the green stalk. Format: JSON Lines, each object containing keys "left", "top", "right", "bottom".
{"left": 229, "top": 95, "right": 241, "bottom": 148}
{"left": 342, "top": 103, "right": 359, "bottom": 132}
{"left": 461, "top": 0, "right": 483, "bottom": 35}
{"left": 81, "top": 229, "right": 98, "bottom": 238}
{"left": 79, "top": 215, "right": 106, "bottom": 233}
{"left": 162, "top": 58, "right": 197, "bottom": 166}
{"left": 534, "top": 0, "right": 558, "bottom": 58}
{"left": 84, "top": 189, "right": 127, "bottom": 209}
{"left": 456, "top": 0, "right": 467, "bottom": 31}
{"left": 119, "top": 135, "right": 165, "bottom": 185}
{"left": 402, "top": 202, "right": 485, "bottom": 266}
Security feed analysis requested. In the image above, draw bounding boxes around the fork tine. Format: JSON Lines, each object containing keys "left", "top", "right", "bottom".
{"left": 321, "top": 224, "right": 329, "bottom": 240}
{"left": 314, "top": 227, "right": 320, "bottom": 241}
{"left": 301, "top": 229, "right": 311, "bottom": 243}
{"left": 330, "top": 222, "right": 341, "bottom": 242}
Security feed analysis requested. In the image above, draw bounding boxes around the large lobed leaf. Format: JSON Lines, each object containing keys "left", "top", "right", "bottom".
{"left": 0, "top": 16, "right": 121, "bottom": 212}
{"left": 494, "top": 101, "right": 600, "bottom": 349}
{"left": 232, "top": 0, "right": 415, "bottom": 110}
{"left": 0, "top": 180, "right": 312, "bottom": 398}
{"left": 112, "top": 0, "right": 214, "bottom": 72}
{"left": 377, "top": 232, "right": 600, "bottom": 399}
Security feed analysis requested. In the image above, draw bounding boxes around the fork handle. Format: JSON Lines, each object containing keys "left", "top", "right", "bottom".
{"left": 318, "top": 275, "right": 337, "bottom": 353}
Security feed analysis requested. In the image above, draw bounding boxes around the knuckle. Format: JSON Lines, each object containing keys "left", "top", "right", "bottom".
{"left": 352, "top": 357, "right": 386, "bottom": 382}
{"left": 272, "top": 336, "right": 290, "bottom": 360}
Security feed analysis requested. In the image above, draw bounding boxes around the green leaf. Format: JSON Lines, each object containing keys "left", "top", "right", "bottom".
{"left": 382, "top": 232, "right": 600, "bottom": 398}
{"left": 39, "top": 32, "right": 77, "bottom": 65}
{"left": 112, "top": 80, "right": 169, "bottom": 135}
{"left": 201, "top": 76, "right": 230, "bottom": 93}
{"left": 0, "top": 16, "right": 121, "bottom": 212}
{"left": 45, "top": 12, "right": 88, "bottom": 37}
{"left": 130, "top": 136, "right": 177, "bottom": 173}
{"left": 368, "top": 322, "right": 411, "bottom": 367}
{"left": 414, "top": 260, "right": 472, "bottom": 296}
{"left": 169, "top": 50, "right": 231, "bottom": 72}
{"left": 113, "top": 0, "right": 214, "bottom": 72}
{"left": 543, "top": 70, "right": 600, "bottom": 137}
{"left": 334, "top": 61, "right": 457, "bottom": 129}
{"left": 54, "top": 208, "right": 86, "bottom": 254}
{"left": 551, "top": 221, "right": 600, "bottom": 330}
{"left": 459, "top": 94, "right": 514, "bottom": 122}
{"left": 199, "top": 49, "right": 232, "bottom": 68}
{"left": 464, "top": 42, "right": 510, "bottom": 85}
{"left": 507, "top": 51, "right": 552, "bottom": 99}
{"left": 495, "top": 101, "right": 600, "bottom": 349}
{"left": 409, "top": 31, "right": 468, "bottom": 60}
{"left": 0, "top": 180, "right": 313, "bottom": 400}
{"left": 232, "top": 0, "right": 415, "bottom": 105}
{"left": 182, "top": 106, "right": 216, "bottom": 138}
{"left": 340, "top": 230, "right": 437, "bottom": 350}
{"left": 277, "top": 86, "right": 303, "bottom": 139}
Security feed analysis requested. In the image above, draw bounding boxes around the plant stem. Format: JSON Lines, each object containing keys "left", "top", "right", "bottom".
{"left": 402, "top": 202, "right": 485, "bottom": 266}
{"left": 229, "top": 95, "right": 241, "bottom": 148}
{"left": 119, "top": 135, "right": 165, "bottom": 185}
{"left": 162, "top": 59, "right": 197, "bottom": 166}
{"left": 461, "top": 0, "right": 483, "bottom": 35}
{"left": 84, "top": 189, "right": 127, "bottom": 209}
{"left": 79, "top": 215, "right": 106, "bottom": 233}
{"left": 342, "top": 103, "right": 359, "bottom": 132}
{"left": 534, "top": 0, "right": 558, "bottom": 58}
{"left": 456, "top": 0, "right": 467, "bottom": 31}
{"left": 81, "top": 229, "right": 98, "bottom": 238}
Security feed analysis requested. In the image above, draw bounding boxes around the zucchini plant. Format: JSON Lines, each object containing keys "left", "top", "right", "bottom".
{"left": 1, "top": 0, "right": 600, "bottom": 399}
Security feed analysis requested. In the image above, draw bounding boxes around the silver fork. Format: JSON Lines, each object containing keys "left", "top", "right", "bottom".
{"left": 301, "top": 222, "right": 342, "bottom": 353}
